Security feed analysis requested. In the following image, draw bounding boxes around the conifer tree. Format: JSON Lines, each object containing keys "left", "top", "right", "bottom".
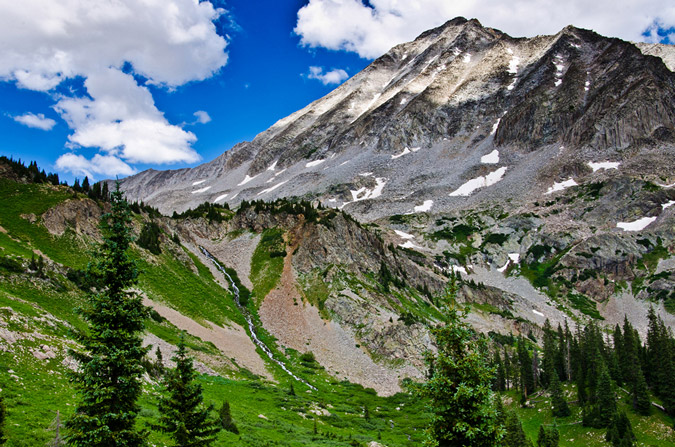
{"left": 154, "top": 333, "right": 221, "bottom": 446}
{"left": 219, "top": 401, "right": 238, "bottom": 434}
{"left": 413, "top": 284, "right": 503, "bottom": 447}
{"left": 517, "top": 338, "right": 534, "bottom": 397}
{"left": 605, "top": 411, "right": 636, "bottom": 447}
{"left": 66, "top": 183, "right": 149, "bottom": 447}
{"left": 632, "top": 368, "right": 651, "bottom": 416}
{"left": 0, "top": 393, "right": 6, "bottom": 445}
{"left": 503, "top": 411, "right": 532, "bottom": 447}
{"left": 536, "top": 425, "right": 559, "bottom": 447}
{"left": 549, "top": 372, "right": 570, "bottom": 418}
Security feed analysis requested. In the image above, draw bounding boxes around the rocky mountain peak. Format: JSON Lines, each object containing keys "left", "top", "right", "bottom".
{"left": 119, "top": 18, "right": 674, "bottom": 224}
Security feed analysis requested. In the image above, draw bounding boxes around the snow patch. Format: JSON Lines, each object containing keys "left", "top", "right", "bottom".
{"left": 588, "top": 161, "right": 620, "bottom": 172}
{"left": 463, "top": 53, "right": 471, "bottom": 63}
{"left": 394, "top": 230, "right": 414, "bottom": 240}
{"left": 449, "top": 167, "right": 507, "bottom": 196}
{"left": 391, "top": 147, "right": 411, "bottom": 159}
{"left": 617, "top": 217, "right": 657, "bottom": 232}
{"left": 267, "top": 161, "right": 277, "bottom": 171}
{"left": 507, "top": 55, "right": 520, "bottom": 74}
{"left": 214, "top": 193, "right": 228, "bottom": 202}
{"left": 192, "top": 179, "right": 206, "bottom": 186}
{"left": 306, "top": 159, "right": 326, "bottom": 168}
{"left": 341, "top": 178, "right": 387, "bottom": 208}
{"left": 359, "top": 172, "right": 373, "bottom": 177}
{"left": 508, "top": 253, "right": 520, "bottom": 263}
{"left": 399, "top": 241, "right": 422, "bottom": 250}
{"left": 481, "top": 150, "right": 499, "bottom": 164}
{"left": 490, "top": 119, "right": 501, "bottom": 135}
{"left": 497, "top": 261, "right": 510, "bottom": 273}
{"left": 553, "top": 54, "right": 565, "bottom": 86}
{"left": 452, "top": 265, "right": 467, "bottom": 275}
{"left": 413, "top": 200, "right": 434, "bottom": 213}
{"left": 533, "top": 309, "right": 545, "bottom": 317}
{"left": 656, "top": 182, "right": 675, "bottom": 188}
{"left": 662, "top": 200, "right": 675, "bottom": 209}
{"left": 257, "top": 180, "right": 288, "bottom": 196}
{"left": 400, "top": 98, "right": 407, "bottom": 105}
{"left": 229, "top": 192, "right": 239, "bottom": 200}
{"left": 192, "top": 186, "right": 211, "bottom": 194}
{"left": 545, "top": 178, "right": 577, "bottom": 194}
{"left": 238, "top": 174, "right": 258, "bottom": 186}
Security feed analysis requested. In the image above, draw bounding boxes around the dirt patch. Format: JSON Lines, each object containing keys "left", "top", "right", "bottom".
{"left": 144, "top": 297, "right": 271, "bottom": 379}
{"left": 258, "top": 247, "right": 407, "bottom": 396}
{"left": 193, "top": 232, "right": 260, "bottom": 291}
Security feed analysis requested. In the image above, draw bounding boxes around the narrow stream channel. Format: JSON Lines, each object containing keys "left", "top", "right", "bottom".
{"left": 199, "top": 246, "right": 316, "bottom": 390}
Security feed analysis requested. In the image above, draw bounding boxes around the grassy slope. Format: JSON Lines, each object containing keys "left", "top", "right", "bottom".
{"left": 0, "top": 180, "right": 431, "bottom": 446}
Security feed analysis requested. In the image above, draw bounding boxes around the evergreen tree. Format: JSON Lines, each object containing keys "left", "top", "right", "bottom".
{"left": 218, "top": 401, "right": 238, "bottom": 435}
{"left": 549, "top": 373, "right": 570, "bottom": 418}
{"left": 536, "top": 425, "right": 559, "bottom": 447}
{"left": 503, "top": 411, "right": 532, "bottom": 447}
{"left": 605, "top": 411, "right": 636, "bottom": 447}
{"left": 137, "top": 221, "right": 162, "bottom": 255}
{"left": 0, "top": 393, "right": 6, "bottom": 445}
{"left": 584, "top": 362, "right": 616, "bottom": 428}
{"left": 494, "top": 350, "right": 506, "bottom": 392}
{"left": 632, "top": 368, "right": 651, "bottom": 416}
{"left": 153, "top": 333, "right": 221, "bottom": 446}
{"left": 66, "top": 183, "right": 149, "bottom": 447}
{"left": 517, "top": 338, "right": 534, "bottom": 397}
{"left": 541, "top": 319, "right": 556, "bottom": 388}
{"left": 81, "top": 176, "right": 90, "bottom": 192}
{"left": 413, "top": 285, "right": 503, "bottom": 447}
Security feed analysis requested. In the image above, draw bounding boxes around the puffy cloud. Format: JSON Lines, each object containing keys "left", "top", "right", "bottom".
{"left": 307, "top": 66, "right": 349, "bottom": 85}
{"left": 0, "top": 0, "right": 228, "bottom": 89}
{"left": 0, "top": 0, "right": 227, "bottom": 176}
{"left": 55, "top": 153, "right": 135, "bottom": 180}
{"left": 13, "top": 112, "right": 56, "bottom": 130}
{"left": 295, "top": 0, "right": 675, "bottom": 59}
{"left": 54, "top": 68, "right": 200, "bottom": 165}
{"left": 193, "top": 110, "right": 212, "bottom": 124}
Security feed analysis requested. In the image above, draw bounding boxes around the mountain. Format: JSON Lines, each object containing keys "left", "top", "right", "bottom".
{"left": 120, "top": 17, "right": 675, "bottom": 221}
{"left": 119, "top": 17, "right": 675, "bottom": 337}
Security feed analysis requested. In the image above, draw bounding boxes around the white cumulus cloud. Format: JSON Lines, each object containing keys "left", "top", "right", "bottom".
{"left": 0, "top": 0, "right": 228, "bottom": 176}
{"left": 13, "top": 112, "right": 56, "bottom": 130}
{"left": 307, "top": 66, "right": 349, "bottom": 85}
{"left": 55, "top": 153, "right": 136, "bottom": 180}
{"left": 295, "top": 0, "right": 675, "bottom": 59}
{"left": 193, "top": 110, "right": 212, "bottom": 124}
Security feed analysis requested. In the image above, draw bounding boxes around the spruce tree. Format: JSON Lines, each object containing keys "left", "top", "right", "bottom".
{"left": 0, "top": 393, "right": 6, "bottom": 445}
{"left": 605, "top": 411, "right": 636, "bottom": 447}
{"left": 66, "top": 183, "right": 149, "bottom": 447}
{"left": 503, "top": 411, "right": 532, "bottom": 447}
{"left": 536, "top": 425, "right": 559, "bottom": 447}
{"left": 413, "top": 285, "right": 503, "bottom": 447}
{"left": 549, "top": 372, "right": 570, "bottom": 418}
{"left": 154, "top": 333, "right": 221, "bottom": 446}
{"left": 219, "top": 401, "right": 238, "bottom": 434}
{"left": 632, "top": 368, "right": 651, "bottom": 416}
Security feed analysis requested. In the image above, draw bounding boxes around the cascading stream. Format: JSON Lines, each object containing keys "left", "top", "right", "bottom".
{"left": 199, "top": 246, "right": 316, "bottom": 390}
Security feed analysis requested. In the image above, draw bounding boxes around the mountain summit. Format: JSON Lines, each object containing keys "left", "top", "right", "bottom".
{"left": 119, "top": 17, "right": 675, "bottom": 221}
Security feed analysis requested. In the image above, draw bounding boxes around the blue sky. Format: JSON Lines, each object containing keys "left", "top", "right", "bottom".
{"left": 0, "top": 0, "right": 673, "bottom": 184}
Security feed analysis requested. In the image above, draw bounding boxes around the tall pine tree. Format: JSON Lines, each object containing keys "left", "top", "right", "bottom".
{"left": 153, "top": 332, "right": 221, "bottom": 446}
{"left": 413, "top": 284, "right": 503, "bottom": 446}
{"left": 66, "top": 183, "right": 149, "bottom": 447}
